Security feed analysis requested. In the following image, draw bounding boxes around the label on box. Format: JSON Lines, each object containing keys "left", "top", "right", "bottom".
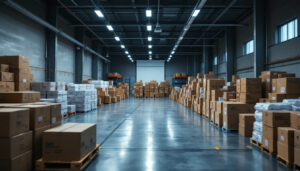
{"left": 38, "top": 116, "right": 43, "bottom": 122}
{"left": 272, "top": 87, "right": 276, "bottom": 91}
{"left": 224, "top": 107, "right": 227, "bottom": 115}
{"left": 223, "top": 122, "right": 226, "bottom": 127}
{"left": 267, "top": 78, "right": 270, "bottom": 83}
{"left": 280, "top": 87, "right": 285, "bottom": 93}
{"left": 23, "top": 79, "right": 27, "bottom": 83}
{"left": 267, "top": 71, "right": 270, "bottom": 75}
{"left": 52, "top": 117, "right": 57, "bottom": 124}
{"left": 272, "top": 96, "right": 276, "bottom": 100}
{"left": 280, "top": 136, "right": 284, "bottom": 141}
{"left": 264, "top": 139, "right": 269, "bottom": 147}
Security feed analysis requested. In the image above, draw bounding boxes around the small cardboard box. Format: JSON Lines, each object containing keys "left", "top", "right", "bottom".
{"left": 291, "top": 112, "right": 300, "bottom": 130}
{"left": 215, "top": 112, "right": 223, "bottom": 127}
{"left": 223, "top": 92, "right": 236, "bottom": 101}
{"left": 276, "top": 78, "right": 300, "bottom": 94}
{"left": 0, "top": 91, "right": 40, "bottom": 103}
{"left": 0, "top": 64, "right": 9, "bottom": 72}
{"left": 0, "top": 150, "right": 32, "bottom": 171}
{"left": 43, "top": 123, "right": 96, "bottom": 162}
{"left": 262, "top": 110, "right": 290, "bottom": 127}
{"left": 0, "top": 56, "right": 29, "bottom": 68}
{"left": 104, "top": 96, "right": 111, "bottom": 104}
{"left": 0, "top": 108, "right": 30, "bottom": 137}
{"left": 0, "top": 72, "right": 14, "bottom": 82}
{"left": 0, "top": 131, "right": 32, "bottom": 158}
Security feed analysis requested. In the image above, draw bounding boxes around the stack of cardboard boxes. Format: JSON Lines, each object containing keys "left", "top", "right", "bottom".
{"left": 0, "top": 64, "right": 14, "bottom": 92}
{"left": 134, "top": 81, "right": 144, "bottom": 98}
{"left": 0, "top": 56, "right": 33, "bottom": 91}
{"left": 239, "top": 114, "right": 255, "bottom": 136}
{"left": 268, "top": 78, "right": 300, "bottom": 102}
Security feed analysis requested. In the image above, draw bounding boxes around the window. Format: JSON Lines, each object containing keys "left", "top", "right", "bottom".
{"left": 223, "top": 52, "right": 227, "bottom": 62}
{"left": 243, "top": 40, "right": 254, "bottom": 55}
{"left": 278, "top": 18, "right": 298, "bottom": 43}
{"left": 213, "top": 56, "right": 218, "bottom": 65}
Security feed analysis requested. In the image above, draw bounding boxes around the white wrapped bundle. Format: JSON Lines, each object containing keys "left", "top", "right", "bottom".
{"left": 40, "top": 98, "right": 56, "bottom": 103}
{"left": 283, "top": 99, "right": 300, "bottom": 106}
{"left": 254, "top": 103, "right": 292, "bottom": 112}
{"left": 254, "top": 111, "right": 263, "bottom": 122}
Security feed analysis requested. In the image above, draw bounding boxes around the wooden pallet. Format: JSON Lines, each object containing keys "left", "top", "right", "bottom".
{"left": 277, "top": 156, "right": 293, "bottom": 168}
{"left": 62, "top": 112, "right": 76, "bottom": 118}
{"left": 36, "top": 144, "right": 100, "bottom": 171}
{"left": 295, "top": 164, "right": 300, "bottom": 170}
{"left": 250, "top": 138, "right": 262, "bottom": 149}
{"left": 261, "top": 146, "right": 276, "bottom": 157}
{"left": 222, "top": 127, "right": 238, "bottom": 133}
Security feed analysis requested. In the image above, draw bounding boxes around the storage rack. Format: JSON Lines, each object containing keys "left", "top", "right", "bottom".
{"left": 172, "top": 76, "right": 188, "bottom": 88}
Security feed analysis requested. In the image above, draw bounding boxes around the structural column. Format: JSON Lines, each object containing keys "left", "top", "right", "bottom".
{"left": 225, "top": 29, "right": 235, "bottom": 82}
{"left": 46, "top": 2, "right": 57, "bottom": 81}
{"left": 75, "top": 28, "right": 84, "bottom": 83}
{"left": 202, "top": 40, "right": 209, "bottom": 74}
{"left": 91, "top": 41, "right": 98, "bottom": 80}
{"left": 253, "top": 0, "right": 266, "bottom": 77}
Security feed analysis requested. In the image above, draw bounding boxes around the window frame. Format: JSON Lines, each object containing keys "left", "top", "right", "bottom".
{"left": 213, "top": 56, "right": 218, "bottom": 66}
{"left": 277, "top": 18, "right": 298, "bottom": 43}
{"left": 243, "top": 39, "right": 254, "bottom": 55}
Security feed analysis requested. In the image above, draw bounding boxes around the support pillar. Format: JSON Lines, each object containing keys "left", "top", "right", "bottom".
{"left": 75, "top": 28, "right": 84, "bottom": 83}
{"left": 91, "top": 42, "right": 98, "bottom": 79}
{"left": 225, "top": 29, "right": 235, "bottom": 82}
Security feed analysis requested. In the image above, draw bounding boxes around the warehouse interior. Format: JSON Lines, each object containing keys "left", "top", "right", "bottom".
{"left": 0, "top": 0, "right": 300, "bottom": 170}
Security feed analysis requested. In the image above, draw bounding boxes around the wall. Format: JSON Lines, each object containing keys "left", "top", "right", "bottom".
{"left": 165, "top": 56, "right": 188, "bottom": 82}
{"left": 83, "top": 52, "right": 92, "bottom": 81}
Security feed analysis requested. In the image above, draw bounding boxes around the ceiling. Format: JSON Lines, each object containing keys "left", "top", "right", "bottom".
{"left": 57, "top": 0, "right": 253, "bottom": 61}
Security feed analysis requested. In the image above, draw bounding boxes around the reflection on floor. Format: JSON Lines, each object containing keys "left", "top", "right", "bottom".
{"left": 63, "top": 97, "right": 290, "bottom": 171}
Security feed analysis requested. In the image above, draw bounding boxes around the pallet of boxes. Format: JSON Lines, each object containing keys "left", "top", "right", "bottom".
{"left": 87, "top": 80, "right": 110, "bottom": 105}
{"left": 134, "top": 81, "right": 143, "bottom": 98}
{"left": 118, "top": 82, "right": 129, "bottom": 99}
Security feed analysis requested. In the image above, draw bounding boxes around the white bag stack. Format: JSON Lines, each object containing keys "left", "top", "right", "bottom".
{"left": 252, "top": 102, "right": 293, "bottom": 143}
{"left": 31, "top": 82, "right": 68, "bottom": 115}
{"left": 67, "top": 84, "right": 97, "bottom": 112}
{"left": 67, "top": 105, "right": 76, "bottom": 113}
{"left": 88, "top": 80, "right": 110, "bottom": 89}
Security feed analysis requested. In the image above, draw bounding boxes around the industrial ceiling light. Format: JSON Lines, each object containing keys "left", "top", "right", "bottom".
{"left": 149, "top": 51, "right": 152, "bottom": 54}
{"left": 171, "top": 51, "right": 175, "bottom": 54}
{"left": 154, "top": 0, "right": 162, "bottom": 33}
{"left": 148, "top": 36, "right": 152, "bottom": 41}
{"left": 106, "top": 25, "right": 113, "bottom": 31}
{"left": 114, "top": 36, "right": 120, "bottom": 41}
{"left": 121, "top": 45, "right": 125, "bottom": 48}
{"left": 128, "top": 55, "right": 131, "bottom": 57}
{"left": 94, "top": 10, "right": 104, "bottom": 18}
{"left": 146, "top": 9, "right": 152, "bottom": 17}
{"left": 192, "top": 9, "right": 200, "bottom": 17}
{"left": 147, "top": 25, "right": 152, "bottom": 31}
{"left": 125, "top": 51, "right": 129, "bottom": 54}
{"left": 179, "top": 36, "right": 183, "bottom": 40}
{"left": 148, "top": 45, "right": 152, "bottom": 48}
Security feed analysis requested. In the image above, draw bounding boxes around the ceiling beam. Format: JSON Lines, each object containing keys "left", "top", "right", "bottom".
{"left": 92, "top": 37, "right": 218, "bottom": 40}
{"left": 101, "top": 44, "right": 216, "bottom": 47}
{"left": 58, "top": 5, "right": 251, "bottom": 9}
{"left": 71, "top": 23, "right": 247, "bottom": 27}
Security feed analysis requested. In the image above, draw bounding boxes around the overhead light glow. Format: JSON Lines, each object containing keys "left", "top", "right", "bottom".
{"left": 148, "top": 45, "right": 152, "bottom": 48}
{"left": 148, "top": 36, "right": 152, "bottom": 41}
{"left": 106, "top": 25, "right": 113, "bottom": 31}
{"left": 147, "top": 25, "right": 152, "bottom": 31}
{"left": 121, "top": 45, "right": 125, "bottom": 48}
{"left": 94, "top": 10, "right": 104, "bottom": 18}
{"left": 146, "top": 9, "right": 152, "bottom": 17}
{"left": 125, "top": 51, "right": 129, "bottom": 54}
{"left": 149, "top": 51, "right": 152, "bottom": 54}
{"left": 171, "top": 51, "right": 175, "bottom": 54}
{"left": 192, "top": 9, "right": 200, "bottom": 17}
{"left": 114, "top": 36, "right": 120, "bottom": 41}
{"left": 179, "top": 36, "right": 183, "bottom": 40}
{"left": 128, "top": 55, "right": 131, "bottom": 57}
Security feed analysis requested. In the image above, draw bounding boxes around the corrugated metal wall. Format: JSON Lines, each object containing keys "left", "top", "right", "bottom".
{"left": 83, "top": 52, "right": 92, "bottom": 81}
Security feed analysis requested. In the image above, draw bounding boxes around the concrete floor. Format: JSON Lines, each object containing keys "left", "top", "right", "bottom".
{"left": 63, "top": 97, "right": 290, "bottom": 171}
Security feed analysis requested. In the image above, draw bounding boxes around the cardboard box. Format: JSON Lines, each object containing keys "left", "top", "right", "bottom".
{"left": 111, "top": 96, "right": 117, "bottom": 103}
{"left": 277, "top": 141, "right": 294, "bottom": 163}
{"left": 295, "top": 130, "right": 300, "bottom": 148}
{"left": 30, "top": 102, "right": 61, "bottom": 127}
{"left": 0, "top": 56, "right": 29, "bottom": 69}
{"left": 15, "top": 82, "right": 31, "bottom": 91}
{"left": 33, "top": 125, "right": 50, "bottom": 163}
{"left": 276, "top": 78, "right": 300, "bottom": 94}
{"left": 278, "top": 127, "right": 295, "bottom": 146}
{"left": 0, "top": 108, "right": 30, "bottom": 137}
{"left": 215, "top": 112, "right": 223, "bottom": 127}
{"left": 262, "top": 111, "right": 290, "bottom": 127}
{"left": 19, "top": 105, "right": 51, "bottom": 130}
{"left": 223, "top": 92, "right": 236, "bottom": 101}
{"left": 295, "top": 147, "right": 300, "bottom": 166}
{"left": 262, "top": 125, "right": 277, "bottom": 152}
{"left": 0, "top": 81, "right": 14, "bottom": 92}
{"left": 223, "top": 102, "right": 255, "bottom": 130}
{"left": 0, "top": 72, "right": 14, "bottom": 82}
{"left": 12, "top": 68, "right": 32, "bottom": 82}
{"left": 239, "top": 114, "right": 255, "bottom": 137}
{"left": 0, "top": 131, "right": 32, "bottom": 159}
{"left": 239, "top": 92, "right": 261, "bottom": 103}
{"left": 43, "top": 123, "right": 96, "bottom": 162}
{"left": 0, "top": 64, "right": 9, "bottom": 72}
{"left": 0, "top": 150, "right": 32, "bottom": 171}
{"left": 0, "top": 91, "right": 40, "bottom": 103}
{"left": 291, "top": 112, "right": 300, "bottom": 130}
{"left": 240, "top": 78, "right": 262, "bottom": 93}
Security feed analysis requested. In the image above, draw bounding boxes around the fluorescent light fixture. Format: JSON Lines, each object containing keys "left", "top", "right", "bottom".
{"left": 149, "top": 58, "right": 152, "bottom": 60}
{"left": 125, "top": 51, "right": 129, "bottom": 54}
{"left": 148, "top": 36, "right": 152, "bottom": 41}
{"left": 171, "top": 51, "right": 175, "bottom": 54}
{"left": 179, "top": 36, "right": 183, "bottom": 40}
{"left": 192, "top": 9, "right": 200, "bottom": 17}
{"left": 146, "top": 9, "right": 152, "bottom": 17}
{"left": 114, "top": 36, "right": 120, "bottom": 41}
{"left": 147, "top": 25, "right": 152, "bottom": 31}
{"left": 148, "top": 45, "right": 152, "bottom": 48}
{"left": 128, "top": 55, "right": 131, "bottom": 57}
{"left": 94, "top": 10, "right": 104, "bottom": 18}
{"left": 121, "top": 45, "right": 125, "bottom": 48}
{"left": 106, "top": 25, "right": 113, "bottom": 31}
{"left": 169, "top": 55, "right": 172, "bottom": 57}
{"left": 149, "top": 51, "right": 152, "bottom": 54}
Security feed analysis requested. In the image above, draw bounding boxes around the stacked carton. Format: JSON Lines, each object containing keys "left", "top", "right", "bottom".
{"left": 295, "top": 127, "right": 300, "bottom": 168}
{"left": 236, "top": 78, "right": 262, "bottom": 103}
{"left": 0, "top": 64, "right": 15, "bottom": 92}
{"left": 0, "top": 108, "right": 32, "bottom": 171}
{"left": 134, "top": 81, "right": 143, "bottom": 98}
{"left": 268, "top": 78, "right": 300, "bottom": 102}
{"left": 117, "top": 82, "right": 129, "bottom": 99}
{"left": 31, "top": 82, "right": 68, "bottom": 115}
{"left": 0, "top": 56, "right": 33, "bottom": 91}
{"left": 239, "top": 114, "right": 255, "bottom": 136}
{"left": 67, "top": 84, "right": 97, "bottom": 112}
{"left": 159, "top": 81, "right": 171, "bottom": 97}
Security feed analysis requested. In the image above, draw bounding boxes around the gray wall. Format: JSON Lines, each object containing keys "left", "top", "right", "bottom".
{"left": 0, "top": 1, "right": 104, "bottom": 82}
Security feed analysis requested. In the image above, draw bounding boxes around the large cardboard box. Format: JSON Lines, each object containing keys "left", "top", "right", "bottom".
{"left": 15, "top": 82, "right": 31, "bottom": 91}
{"left": 0, "top": 131, "right": 32, "bottom": 158}
{"left": 223, "top": 102, "right": 255, "bottom": 130}
{"left": 276, "top": 78, "right": 300, "bottom": 94}
{"left": 295, "top": 147, "right": 300, "bottom": 167}
{"left": 0, "top": 56, "right": 29, "bottom": 69}
{"left": 43, "top": 123, "right": 96, "bottom": 162}
{"left": 263, "top": 110, "right": 290, "bottom": 127}
{"left": 277, "top": 127, "right": 295, "bottom": 162}
{"left": 0, "top": 64, "right": 9, "bottom": 72}
{"left": 33, "top": 125, "right": 50, "bottom": 163}
{"left": 19, "top": 105, "right": 51, "bottom": 130}
{"left": 262, "top": 125, "right": 277, "bottom": 153}
{"left": 11, "top": 68, "right": 32, "bottom": 82}
{"left": 240, "top": 78, "right": 262, "bottom": 93}
{"left": 295, "top": 130, "right": 300, "bottom": 148}
{"left": 239, "top": 92, "right": 261, "bottom": 104}
{"left": 291, "top": 112, "right": 300, "bottom": 130}
{"left": 0, "top": 150, "right": 32, "bottom": 171}
{"left": 223, "top": 92, "right": 236, "bottom": 101}
{"left": 31, "top": 102, "right": 61, "bottom": 127}
{"left": 0, "top": 91, "right": 40, "bottom": 103}
{"left": 0, "top": 72, "right": 14, "bottom": 82}
{"left": 239, "top": 114, "right": 255, "bottom": 137}
{"left": 0, "top": 108, "right": 30, "bottom": 137}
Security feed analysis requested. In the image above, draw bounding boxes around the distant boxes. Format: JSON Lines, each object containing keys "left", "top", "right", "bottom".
{"left": 43, "top": 123, "right": 96, "bottom": 162}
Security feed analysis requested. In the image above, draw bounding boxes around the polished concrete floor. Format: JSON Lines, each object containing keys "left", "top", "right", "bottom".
{"left": 63, "top": 97, "right": 290, "bottom": 171}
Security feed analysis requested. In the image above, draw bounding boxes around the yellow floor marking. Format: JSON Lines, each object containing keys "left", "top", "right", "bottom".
{"left": 99, "top": 146, "right": 102, "bottom": 150}
{"left": 246, "top": 146, "right": 252, "bottom": 149}
{"left": 215, "top": 146, "right": 220, "bottom": 150}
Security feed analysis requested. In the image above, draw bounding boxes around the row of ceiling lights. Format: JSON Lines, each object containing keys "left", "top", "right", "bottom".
{"left": 146, "top": 9, "right": 152, "bottom": 60}
{"left": 94, "top": 10, "right": 134, "bottom": 62}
